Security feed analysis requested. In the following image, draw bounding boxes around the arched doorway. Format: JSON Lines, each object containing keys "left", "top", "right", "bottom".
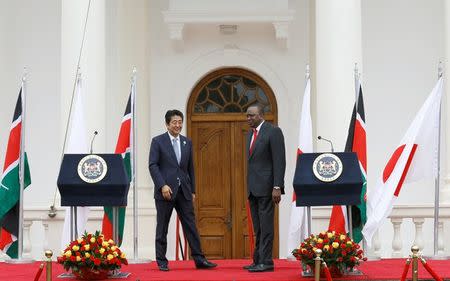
{"left": 187, "top": 68, "right": 279, "bottom": 259}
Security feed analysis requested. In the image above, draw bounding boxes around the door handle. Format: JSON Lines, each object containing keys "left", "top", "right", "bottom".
{"left": 225, "top": 212, "right": 232, "bottom": 231}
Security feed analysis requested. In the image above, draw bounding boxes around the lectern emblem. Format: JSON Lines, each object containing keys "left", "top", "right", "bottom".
{"left": 77, "top": 155, "right": 108, "bottom": 183}
{"left": 312, "top": 153, "right": 343, "bottom": 182}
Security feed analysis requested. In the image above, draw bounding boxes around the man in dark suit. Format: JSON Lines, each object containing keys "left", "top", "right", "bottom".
{"left": 149, "top": 109, "right": 217, "bottom": 271}
{"left": 244, "top": 104, "right": 286, "bottom": 272}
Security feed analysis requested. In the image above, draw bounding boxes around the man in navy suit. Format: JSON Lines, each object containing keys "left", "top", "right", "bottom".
{"left": 244, "top": 104, "right": 286, "bottom": 272}
{"left": 149, "top": 109, "right": 217, "bottom": 271}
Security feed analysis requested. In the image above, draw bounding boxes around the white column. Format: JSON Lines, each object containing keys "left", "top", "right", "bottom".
{"left": 105, "top": 0, "right": 153, "bottom": 258}
{"left": 443, "top": 0, "right": 450, "bottom": 204}
{"left": 311, "top": 0, "right": 363, "bottom": 151}
{"left": 61, "top": 0, "right": 106, "bottom": 151}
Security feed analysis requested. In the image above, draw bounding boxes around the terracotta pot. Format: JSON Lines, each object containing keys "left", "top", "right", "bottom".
{"left": 72, "top": 268, "right": 110, "bottom": 280}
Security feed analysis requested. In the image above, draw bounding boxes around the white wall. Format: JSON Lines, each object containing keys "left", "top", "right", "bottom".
{"left": 0, "top": 0, "right": 61, "bottom": 208}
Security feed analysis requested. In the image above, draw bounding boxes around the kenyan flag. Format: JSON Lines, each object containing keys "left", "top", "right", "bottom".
{"left": 102, "top": 92, "right": 132, "bottom": 246}
{"left": 329, "top": 85, "right": 367, "bottom": 243}
{"left": 0, "top": 89, "right": 31, "bottom": 258}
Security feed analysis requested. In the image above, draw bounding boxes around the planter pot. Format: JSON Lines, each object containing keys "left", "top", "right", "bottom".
{"left": 73, "top": 268, "right": 110, "bottom": 280}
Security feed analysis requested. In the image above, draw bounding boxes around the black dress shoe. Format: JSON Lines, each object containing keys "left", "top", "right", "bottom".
{"left": 248, "top": 264, "right": 274, "bottom": 272}
{"left": 243, "top": 263, "right": 257, "bottom": 270}
{"left": 195, "top": 260, "right": 218, "bottom": 269}
{"left": 158, "top": 264, "right": 169, "bottom": 271}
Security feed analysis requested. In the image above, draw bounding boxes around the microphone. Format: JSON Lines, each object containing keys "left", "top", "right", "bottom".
{"left": 317, "top": 135, "right": 334, "bottom": 153}
{"left": 90, "top": 131, "right": 98, "bottom": 154}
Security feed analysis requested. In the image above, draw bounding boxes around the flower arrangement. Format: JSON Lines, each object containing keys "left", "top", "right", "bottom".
{"left": 57, "top": 231, "right": 128, "bottom": 279}
{"left": 292, "top": 231, "right": 366, "bottom": 272}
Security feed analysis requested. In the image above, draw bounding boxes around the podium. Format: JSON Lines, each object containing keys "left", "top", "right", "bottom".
{"left": 57, "top": 153, "right": 130, "bottom": 243}
{"left": 293, "top": 152, "right": 363, "bottom": 238}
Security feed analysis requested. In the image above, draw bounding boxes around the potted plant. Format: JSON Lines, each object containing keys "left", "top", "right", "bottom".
{"left": 57, "top": 231, "right": 128, "bottom": 280}
{"left": 292, "top": 230, "right": 366, "bottom": 276}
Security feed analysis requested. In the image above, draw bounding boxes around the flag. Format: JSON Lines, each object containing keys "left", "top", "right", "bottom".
{"left": 0, "top": 88, "right": 31, "bottom": 258}
{"left": 61, "top": 75, "right": 90, "bottom": 249}
{"left": 102, "top": 91, "right": 133, "bottom": 246}
{"left": 328, "top": 84, "right": 367, "bottom": 242}
{"left": 362, "top": 77, "right": 443, "bottom": 246}
{"left": 286, "top": 77, "right": 311, "bottom": 257}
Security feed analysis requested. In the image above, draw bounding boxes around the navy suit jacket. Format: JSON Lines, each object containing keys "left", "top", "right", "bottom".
{"left": 149, "top": 132, "right": 195, "bottom": 201}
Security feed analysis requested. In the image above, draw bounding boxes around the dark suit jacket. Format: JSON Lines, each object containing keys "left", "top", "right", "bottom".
{"left": 149, "top": 132, "right": 195, "bottom": 201}
{"left": 247, "top": 121, "right": 286, "bottom": 197}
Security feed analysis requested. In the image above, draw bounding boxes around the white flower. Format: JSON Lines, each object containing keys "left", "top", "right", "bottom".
{"left": 183, "top": 141, "right": 186, "bottom": 145}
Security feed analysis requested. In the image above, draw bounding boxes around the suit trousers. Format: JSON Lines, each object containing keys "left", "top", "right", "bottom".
{"left": 155, "top": 187, "right": 204, "bottom": 266}
{"left": 248, "top": 193, "right": 274, "bottom": 265}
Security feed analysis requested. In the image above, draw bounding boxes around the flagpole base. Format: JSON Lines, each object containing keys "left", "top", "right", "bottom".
{"left": 5, "top": 257, "right": 34, "bottom": 264}
{"left": 127, "top": 258, "right": 152, "bottom": 264}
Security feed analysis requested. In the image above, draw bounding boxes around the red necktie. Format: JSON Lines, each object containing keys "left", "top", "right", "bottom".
{"left": 249, "top": 128, "right": 258, "bottom": 155}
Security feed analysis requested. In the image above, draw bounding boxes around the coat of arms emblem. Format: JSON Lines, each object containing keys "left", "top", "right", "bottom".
{"left": 77, "top": 155, "right": 108, "bottom": 183}
{"left": 312, "top": 153, "right": 343, "bottom": 182}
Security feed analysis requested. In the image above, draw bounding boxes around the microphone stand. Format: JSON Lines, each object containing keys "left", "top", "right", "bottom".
{"left": 90, "top": 131, "right": 98, "bottom": 154}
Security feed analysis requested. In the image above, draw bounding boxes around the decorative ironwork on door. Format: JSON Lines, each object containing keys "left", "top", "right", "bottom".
{"left": 194, "top": 75, "right": 272, "bottom": 113}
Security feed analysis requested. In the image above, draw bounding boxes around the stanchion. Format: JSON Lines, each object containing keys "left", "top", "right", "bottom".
{"left": 420, "top": 257, "right": 444, "bottom": 281}
{"left": 400, "top": 258, "right": 411, "bottom": 281}
{"left": 411, "top": 245, "right": 419, "bottom": 281}
{"left": 314, "top": 249, "right": 322, "bottom": 281}
{"left": 34, "top": 263, "right": 44, "bottom": 281}
{"left": 45, "top": 250, "right": 53, "bottom": 281}
{"left": 321, "top": 262, "right": 333, "bottom": 281}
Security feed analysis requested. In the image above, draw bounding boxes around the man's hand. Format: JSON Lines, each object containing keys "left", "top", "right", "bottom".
{"left": 192, "top": 193, "right": 196, "bottom": 201}
{"left": 272, "top": 188, "right": 281, "bottom": 204}
{"left": 161, "top": 185, "right": 173, "bottom": 201}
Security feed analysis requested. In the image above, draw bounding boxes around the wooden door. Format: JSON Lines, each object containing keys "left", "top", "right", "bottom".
{"left": 191, "top": 120, "right": 279, "bottom": 259}
{"left": 191, "top": 122, "right": 232, "bottom": 259}
{"left": 187, "top": 67, "right": 279, "bottom": 259}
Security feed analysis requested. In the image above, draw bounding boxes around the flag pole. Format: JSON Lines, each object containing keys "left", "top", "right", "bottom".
{"left": 431, "top": 62, "right": 446, "bottom": 259}
{"left": 131, "top": 67, "right": 138, "bottom": 260}
{"left": 305, "top": 64, "right": 312, "bottom": 236}
{"left": 128, "top": 67, "right": 150, "bottom": 264}
{"left": 49, "top": 0, "right": 92, "bottom": 216}
{"left": 18, "top": 70, "right": 26, "bottom": 261}
{"left": 354, "top": 63, "right": 360, "bottom": 109}
{"left": 12, "top": 69, "right": 33, "bottom": 263}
